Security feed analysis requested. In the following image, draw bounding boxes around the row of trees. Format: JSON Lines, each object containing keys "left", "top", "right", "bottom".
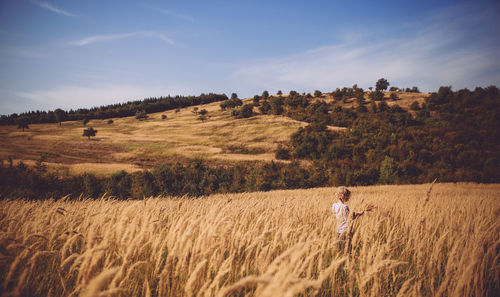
{"left": 0, "top": 159, "right": 326, "bottom": 200}
{"left": 1, "top": 93, "right": 228, "bottom": 126}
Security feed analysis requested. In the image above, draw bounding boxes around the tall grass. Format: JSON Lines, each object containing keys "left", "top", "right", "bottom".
{"left": 0, "top": 183, "right": 498, "bottom": 297}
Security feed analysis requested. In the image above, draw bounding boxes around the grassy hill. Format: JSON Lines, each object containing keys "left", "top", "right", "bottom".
{"left": 0, "top": 92, "right": 428, "bottom": 176}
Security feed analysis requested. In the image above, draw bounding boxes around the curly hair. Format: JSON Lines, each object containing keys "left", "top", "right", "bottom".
{"left": 335, "top": 186, "right": 351, "bottom": 202}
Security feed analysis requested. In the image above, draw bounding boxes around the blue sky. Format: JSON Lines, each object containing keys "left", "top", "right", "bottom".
{"left": 1, "top": 0, "right": 499, "bottom": 114}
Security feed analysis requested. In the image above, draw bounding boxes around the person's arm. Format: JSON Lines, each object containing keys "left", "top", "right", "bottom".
{"left": 352, "top": 211, "right": 364, "bottom": 220}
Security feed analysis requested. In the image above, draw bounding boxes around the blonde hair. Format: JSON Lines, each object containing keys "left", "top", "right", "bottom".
{"left": 335, "top": 186, "right": 351, "bottom": 202}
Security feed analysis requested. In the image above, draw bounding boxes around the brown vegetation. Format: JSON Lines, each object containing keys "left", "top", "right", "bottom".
{"left": 0, "top": 183, "right": 498, "bottom": 296}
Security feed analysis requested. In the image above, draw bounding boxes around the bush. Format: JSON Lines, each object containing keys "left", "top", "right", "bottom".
{"left": 410, "top": 101, "right": 420, "bottom": 110}
{"left": 390, "top": 93, "right": 399, "bottom": 100}
{"left": 161, "top": 114, "right": 167, "bottom": 120}
{"left": 369, "top": 91, "right": 384, "bottom": 101}
{"left": 239, "top": 104, "right": 254, "bottom": 118}
{"left": 135, "top": 110, "right": 148, "bottom": 120}
{"left": 275, "top": 145, "right": 291, "bottom": 160}
{"left": 107, "top": 119, "right": 114, "bottom": 124}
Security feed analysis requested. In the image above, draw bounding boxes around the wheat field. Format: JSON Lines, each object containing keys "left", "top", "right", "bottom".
{"left": 0, "top": 183, "right": 498, "bottom": 297}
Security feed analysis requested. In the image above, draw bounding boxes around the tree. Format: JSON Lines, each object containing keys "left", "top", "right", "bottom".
{"left": 239, "top": 104, "right": 254, "bottom": 118}
{"left": 54, "top": 108, "right": 65, "bottom": 126}
{"left": 314, "top": 90, "right": 322, "bottom": 97}
{"left": 379, "top": 156, "right": 397, "bottom": 184}
{"left": 376, "top": 78, "right": 390, "bottom": 91}
{"left": 410, "top": 101, "right": 420, "bottom": 111}
{"left": 253, "top": 95, "right": 260, "bottom": 106}
{"left": 83, "top": 118, "right": 90, "bottom": 126}
{"left": 356, "top": 93, "right": 366, "bottom": 106}
{"left": 197, "top": 109, "right": 208, "bottom": 122}
{"left": 231, "top": 93, "right": 238, "bottom": 100}
{"left": 277, "top": 90, "right": 283, "bottom": 95}
{"left": 17, "top": 118, "right": 29, "bottom": 132}
{"left": 262, "top": 90, "right": 269, "bottom": 99}
{"left": 83, "top": 127, "right": 98, "bottom": 140}
{"left": 135, "top": 110, "right": 148, "bottom": 120}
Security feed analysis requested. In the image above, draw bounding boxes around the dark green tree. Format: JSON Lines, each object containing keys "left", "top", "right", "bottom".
{"left": 239, "top": 104, "right": 254, "bottom": 118}
{"left": 376, "top": 78, "right": 390, "bottom": 91}
{"left": 82, "top": 127, "right": 98, "bottom": 140}
{"left": 17, "top": 118, "right": 29, "bottom": 132}
{"left": 54, "top": 108, "right": 65, "bottom": 126}
{"left": 135, "top": 110, "right": 148, "bottom": 120}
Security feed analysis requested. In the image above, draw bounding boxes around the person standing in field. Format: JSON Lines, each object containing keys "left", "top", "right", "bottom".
{"left": 332, "top": 186, "right": 372, "bottom": 252}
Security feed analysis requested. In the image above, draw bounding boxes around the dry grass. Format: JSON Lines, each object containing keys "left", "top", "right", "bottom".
{"left": 0, "top": 100, "right": 305, "bottom": 175}
{"left": 0, "top": 183, "right": 498, "bottom": 297}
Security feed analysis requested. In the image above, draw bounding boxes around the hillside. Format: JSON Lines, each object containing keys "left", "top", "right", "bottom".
{"left": 1, "top": 183, "right": 498, "bottom": 297}
{"left": 0, "top": 91, "right": 428, "bottom": 176}
{"left": 0, "top": 100, "right": 307, "bottom": 176}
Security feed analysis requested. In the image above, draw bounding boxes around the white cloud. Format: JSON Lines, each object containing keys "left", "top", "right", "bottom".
{"left": 67, "top": 31, "right": 174, "bottom": 47}
{"left": 34, "top": 1, "right": 75, "bottom": 17}
{"left": 232, "top": 5, "right": 500, "bottom": 93}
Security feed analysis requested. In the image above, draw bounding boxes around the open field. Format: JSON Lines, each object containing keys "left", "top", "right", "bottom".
{"left": 0, "top": 100, "right": 306, "bottom": 176}
{"left": 1, "top": 183, "right": 498, "bottom": 297}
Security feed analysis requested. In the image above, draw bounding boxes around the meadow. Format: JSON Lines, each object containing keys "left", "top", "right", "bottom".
{"left": 1, "top": 183, "right": 498, "bottom": 297}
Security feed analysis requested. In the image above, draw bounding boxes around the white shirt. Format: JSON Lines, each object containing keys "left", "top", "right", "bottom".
{"left": 332, "top": 201, "right": 349, "bottom": 234}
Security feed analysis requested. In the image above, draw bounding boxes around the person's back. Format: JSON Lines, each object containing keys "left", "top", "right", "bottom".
{"left": 332, "top": 201, "right": 349, "bottom": 234}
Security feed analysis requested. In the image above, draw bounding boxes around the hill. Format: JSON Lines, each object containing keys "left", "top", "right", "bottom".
{"left": 0, "top": 100, "right": 306, "bottom": 176}
{"left": 1, "top": 86, "right": 499, "bottom": 199}
{"left": 0, "top": 91, "right": 429, "bottom": 176}
{"left": 1, "top": 183, "right": 498, "bottom": 297}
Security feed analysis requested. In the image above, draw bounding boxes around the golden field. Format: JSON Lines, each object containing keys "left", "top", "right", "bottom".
{"left": 0, "top": 183, "right": 498, "bottom": 297}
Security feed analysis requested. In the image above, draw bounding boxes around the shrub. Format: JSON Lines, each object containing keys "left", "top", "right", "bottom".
{"left": 239, "top": 104, "right": 254, "bottom": 118}
{"left": 135, "top": 110, "right": 148, "bottom": 120}
{"left": 275, "top": 145, "right": 291, "bottom": 160}
{"left": 369, "top": 91, "right": 384, "bottom": 101}
{"left": 82, "top": 127, "right": 98, "bottom": 140}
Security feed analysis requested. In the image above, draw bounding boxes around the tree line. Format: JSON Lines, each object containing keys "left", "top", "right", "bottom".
{"left": 0, "top": 159, "right": 325, "bottom": 200}
{"left": 0, "top": 93, "right": 228, "bottom": 126}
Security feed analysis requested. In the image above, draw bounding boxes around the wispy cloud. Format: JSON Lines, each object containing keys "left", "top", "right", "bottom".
{"left": 66, "top": 31, "right": 174, "bottom": 47}
{"left": 156, "top": 9, "right": 194, "bottom": 22}
{"left": 33, "top": 1, "right": 75, "bottom": 17}
{"left": 232, "top": 4, "right": 500, "bottom": 93}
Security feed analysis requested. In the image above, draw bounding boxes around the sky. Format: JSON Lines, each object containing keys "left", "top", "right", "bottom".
{"left": 1, "top": 0, "right": 500, "bottom": 115}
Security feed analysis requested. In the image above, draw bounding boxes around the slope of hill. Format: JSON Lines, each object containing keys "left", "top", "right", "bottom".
{"left": 0, "top": 100, "right": 306, "bottom": 175}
